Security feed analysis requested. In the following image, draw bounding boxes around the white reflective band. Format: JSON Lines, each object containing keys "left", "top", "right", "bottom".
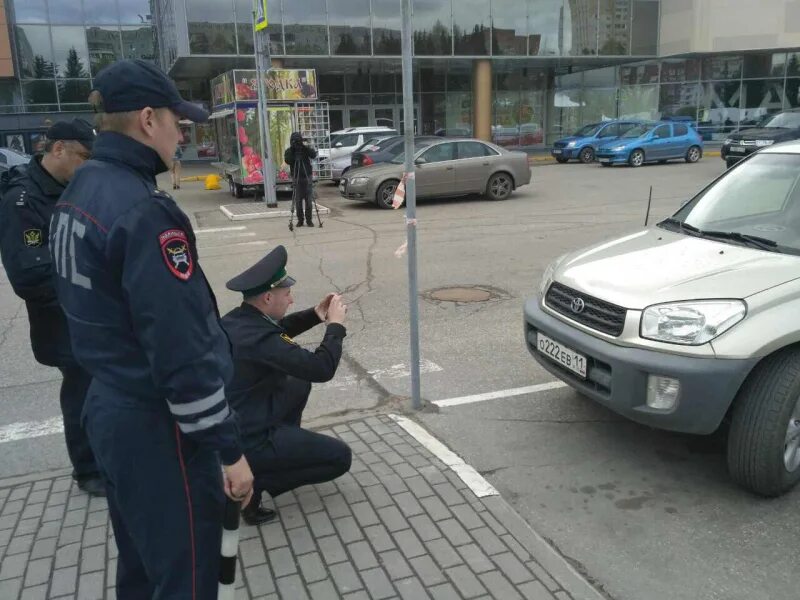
{"left": 177, "top": 405, "right": 230, "bottom": 433}
{"left": 168, "top": 387, "right": 225, "bottom": 417}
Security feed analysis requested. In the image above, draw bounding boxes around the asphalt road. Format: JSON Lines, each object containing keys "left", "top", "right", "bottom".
{"left": 1, "top": 154, "right": 797, "bottom": 600}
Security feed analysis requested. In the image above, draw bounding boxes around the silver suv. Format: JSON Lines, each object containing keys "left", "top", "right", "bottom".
{"left": 525, "top": 142, "right": 800, "bottom": 496}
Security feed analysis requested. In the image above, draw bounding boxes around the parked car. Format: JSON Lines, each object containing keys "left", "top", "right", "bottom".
{"left": 526, "top": 141, "right": 800, "bottom": 497}
{"left": 339, "top": 138, "right": 531, "bottom": 209}
{"left": 551, "top": 120, "right": 643, "bottom": 163}
{"left": 351, "top": 135, "right": 440, "bottom": 170}
{"left": 721, "top": 109, "right": 800, "bottom": 168}
{"left": 0, "top": 147, "right": 30, "bottom": 173}
{"left": 319, "top": 126, "right": 398, "bottom": 182}
{"left": 434, "top": 128, "right": 470, "bottom": 137}
{"left": 595, "top": 121, "right": 703, "bottom": 167}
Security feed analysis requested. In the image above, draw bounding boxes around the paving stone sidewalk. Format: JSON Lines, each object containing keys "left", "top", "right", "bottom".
{"left": 0, "top": 415, "right": 604, "bottom": 600}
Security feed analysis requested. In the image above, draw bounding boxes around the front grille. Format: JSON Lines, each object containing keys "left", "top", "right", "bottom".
{"left": 545, "top": 282, "right": 627, "bottom": 337}
{"left": 553, "top": 141, "right": 567, "bottom": 149}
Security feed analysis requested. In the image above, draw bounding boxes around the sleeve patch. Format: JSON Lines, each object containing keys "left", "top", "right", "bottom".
{"left": 159, "top": 229, "right": 194, "bottom": 281}
{"left": 23, "top": 229, "right": 43, "bottom": 247}
{"left": 280, "top": 333, "right": 298, "bottom": 345}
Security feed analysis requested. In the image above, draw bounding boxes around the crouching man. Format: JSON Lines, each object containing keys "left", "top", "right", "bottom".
{"left": 222, "top": 245, "right": 352, "bottom": 525}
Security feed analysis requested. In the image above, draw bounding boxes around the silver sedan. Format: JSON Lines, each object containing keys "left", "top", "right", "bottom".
{"left": 338, "top": 138, "right": 531, "bottom": 208}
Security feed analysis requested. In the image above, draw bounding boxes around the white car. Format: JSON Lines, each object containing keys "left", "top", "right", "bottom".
{"left": 319, "top": 126, "right": 397, "bottom": 182}
{"left": 0, "top": 147, "right": 30, "bottom": 172}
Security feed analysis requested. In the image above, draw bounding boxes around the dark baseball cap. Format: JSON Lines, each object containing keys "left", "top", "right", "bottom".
{"left": 92, "top": 59, "right": 208, "bottom": 123}
{"left": 46, "top": 119, "right": 96, "bottom": 150}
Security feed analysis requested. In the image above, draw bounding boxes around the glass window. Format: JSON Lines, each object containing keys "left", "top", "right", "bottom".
{"left": 493, "top": 90, "right": 520, "bottom": 147}
{"left": 743, "top": 53, "right": 778, "bottom": 79}
{"left": 702, "top": 55, "right": 743, "bottom": 80}
{"left": 659, "top": 83, "right": 702, "bottom": 120}
{"left": 413, "top": 0, "right": 452, "bottom": 55}
{"left": 455, "top": 2, "right": 490, "bottom": 55}
{"left": 492, "top": 0, "right": 527, "bottom": 56}
{"left": 447, "top": 67, "right": 472, "bottom": 92}
{"left": 698, "top": 81, "right": 742, "bottom": 140}
{"left": 83, "top": 0, "right": 120, "bottom": 25}
{"left": 598, "top": 123, "right": 619, "bottom": 137}
{"left": 528, "top": 0, "right": 565, "bottom": 56}
{"left": 14, "top": 0, "right": 48, "bottom": 24}
{"left": 598, "top": 0, "right": 630, "bottom": 56}
{"left": 787, "top": 53, "right": 800, "bottom": 77}
{"left": 618, "top": 84, "right": 658, "bottom": 119}
{"left": 785, "top": 79, "right": 800, "bottom": 109}
{"left": 118, "top": 0, "right": 153, "bottom": 25}
{"left": 234, "top": 0, "right": 258, "bottom": 54}
{"left": 584, "top": 66, "right": 616, "bottom": 87}
{"left": 420, "top": 142, "right": 455, "bottom": 163}
{"left": 345, "top": 72, "right": 370, "bottom": 94}
{"left": 551, "top": 89, "right": 583, "bottom": 139}
{"left": 187, "top": 0, "right": 237, "bottom": 55}
{"left": 58, "top": 79, "right": 91, "bottom": 104}
{"left": 421, "top": 93, "right": 446, "bottom": 135}
{"left": 770, "top": 53, "right": 788, "bottom": 78}
{"left": 51, "top": 27, "right": 90, "bottom": 78}
{"left": 331, "top": 133, "right": 362, "bottom": 147}
{"left": 329, "top": 0, "right": 371, "bottom": 55}
{"left": 0, "top": 81, "right": 22, "bottom": 107}
{"left": 121, "top": 26, "right": 157, "bottom": 61}
{"left": 420, "top": 64, "right": 447, "bottom": 93}
{"left": 86, "top": 26, "right": 122, "bottom": 76}
{"left": 236, "top": 23, "right": 255, "bottom": 55}
{"left": 582, "top": 88, "right": 618, "bottom": 123}
{"left": 22, "top": 80, "right": 57, "bottom": 105}
{"left": 265, "top": 0, "right": 284, "bottom": 55}
{"left": 15, "top": 25, "right": 54, "bottom": 80}
{"left": 47, "top": 0, "right": 84, "bottom": 24}
{"left": 371, "top": 74, "right": 395, "bottom": 94}
{"left": 446, "top": 91, "right": 472, "bottom": 135}
{"left": 284, "top": 0, "right": 328, "bottom": 55}
{"left": 569, "top": 0, "right": 599, "bottom": 56}
{"left": 740, "top": 79, "right": 785, "bottom": 125}
{"left": 659, "top": 58, "right": 700, "bottom": 83}
{"left": 620, "top": 62, "right": 659, "bottom": 85}
{"left": 631, "top": 0, "right": 659, "bottom": 55}
{"left": 458, "top": 141, "right": 493, "bottom": 158}
{"left": 373, "top": 0, "right": 401, "bottom": 54}
{"left": 674, "top": 123, "right": 688, "bottom": 136}
{"left": 319, "top": 73, "right": 345, "bottom": 93}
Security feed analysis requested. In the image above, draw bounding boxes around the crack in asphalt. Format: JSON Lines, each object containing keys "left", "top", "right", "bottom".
{"left": 0, "top": 302, "right": 26, "bottom": 350}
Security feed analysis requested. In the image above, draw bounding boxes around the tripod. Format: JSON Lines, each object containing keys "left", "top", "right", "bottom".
{"left": 288, "top": 145, "right": 324, "bottom": 231}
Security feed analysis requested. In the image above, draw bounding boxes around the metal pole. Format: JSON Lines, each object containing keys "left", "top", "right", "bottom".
{"left": 253, "top": 6, "right": 277, "bottom": 207}
{"left": 401, "top": 0, "right": 422, "bottom": 410}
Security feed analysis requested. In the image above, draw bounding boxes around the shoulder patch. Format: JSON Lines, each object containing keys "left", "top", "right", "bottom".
{"left": 280, "top": 333, "right": 298, "bottom": 345}
{"left": 159, "top": 229, "right": 194, "bottom": 281}
{"left": 23, "top": 229, "right": 43, "bottom": 247}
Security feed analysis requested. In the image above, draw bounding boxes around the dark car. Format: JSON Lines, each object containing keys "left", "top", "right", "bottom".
{"left": 721, "top": 110, "right": 800, "bottom": 168}
{"left": 351, "top": 135, "right": 440, "bottom": 169}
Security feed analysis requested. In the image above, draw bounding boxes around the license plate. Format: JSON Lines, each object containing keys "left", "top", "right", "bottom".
{"left": 730, "top": 146, "right": 745, "bottom": 153}
{"left": 537, "top": 333, "right": 587, "bottom": 379}
{"left": 552, "top": 149, "right": 562, "bottom": 155}
{"left": 599, "top": 158, "right": 611, "bottom": 163}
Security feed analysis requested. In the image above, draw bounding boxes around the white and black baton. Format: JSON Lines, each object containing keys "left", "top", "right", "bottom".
{"left": 218, "top": 498, "right": 241, "bottom": 600}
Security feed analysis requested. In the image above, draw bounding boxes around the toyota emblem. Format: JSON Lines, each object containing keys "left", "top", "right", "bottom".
{"left": 570, "top": 297, "right": 585, "bottom": 314}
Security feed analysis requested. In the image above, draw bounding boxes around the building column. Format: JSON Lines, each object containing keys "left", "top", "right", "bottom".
{"left": 472, "top": 59, "right": 492, "bottom": 141}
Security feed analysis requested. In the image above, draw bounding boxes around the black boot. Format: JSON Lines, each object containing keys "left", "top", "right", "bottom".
{"left": 296, "top": 221, "right": 304, "bottom": 227}
{"left": 76, "top": 477, "right": 107, "bottom": 497}
{"left": 242, "top": 496, "right": 277, "bottom": 526}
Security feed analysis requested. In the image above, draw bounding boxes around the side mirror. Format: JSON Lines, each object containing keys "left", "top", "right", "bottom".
{"left": 415, "top": 157, "right": 427, "bottom": 165}
{"left": 335, "top": 142, "right": 343, "bottom": 148}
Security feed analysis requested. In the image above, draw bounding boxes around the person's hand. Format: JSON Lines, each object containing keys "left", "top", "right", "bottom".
{"left": 222, "top": 455, "right": 254, "bottom": 506}
{"left": 315, "top": 293, "right": 336, "bottom": 321}
{"left": 326, "top": 294, "right": 347, "bottom": 325}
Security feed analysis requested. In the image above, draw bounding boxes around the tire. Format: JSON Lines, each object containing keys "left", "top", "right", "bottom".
{"left": 685, "top": 145, "right": 702, "bottom": 163}
{"left": 234, "top": 183, "right": 244, "bottom": 198}
{"left": 376, "top": 179, "right": 399, "bottom": 209}
{"left": 486, "top": 172, "right": 514, "bottom": 201}
{"left": 578, "top": 147, "right": 595, "bottom": 164}
{"left": 555, "top": 157, "right": 569, "bottom": 164}
{"left": 727, "top": 348, "right": 800, "bottom": 497}
{"left": 628, "top": 149, "right": 645, "bottom": 167}
{"left": 725, "top": 159, "right": 735, "bottom": 169}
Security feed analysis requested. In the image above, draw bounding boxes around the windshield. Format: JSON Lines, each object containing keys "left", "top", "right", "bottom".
{"left": 391, "top": 141, "right": 435, "bottom": 164}
{"left": 574, "top": 123, "right": 602, "bottom": 137}
{"left": 762, "top": 112, "right": 800, "bottom": 129}
{"left": 666, "top": 153, "right": 800, "bottom": 253}
{"left": 621, "top": 124, "right": 654, "bottom": 138}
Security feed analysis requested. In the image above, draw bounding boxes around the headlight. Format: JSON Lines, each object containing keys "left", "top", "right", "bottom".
{"left": 350, "top": 176, "right": 370, "bottom": 186}
{"left": 640, "top": 300, "right": 746, "bottom": 345}
{"left": 755, "top": 139, "right": 775, "bottom": 147}
{"left": 566, "top": 141, "right": 577, "bottom": 148}
{"left": 612, "top": 145, "right": 626, "bottom": 151}
{"left": 538, "top": 255, "right": 566, "bottom": 297}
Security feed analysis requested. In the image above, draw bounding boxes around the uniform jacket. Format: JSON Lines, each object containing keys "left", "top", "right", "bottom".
{"left": 49, "top": 131, "right": 242, "bottom": 464}
{"left": 221, "top": 303, "right": 346, "bottom": 445}
{"left": 0, "top": 155, "right": 73, "bottom": 366}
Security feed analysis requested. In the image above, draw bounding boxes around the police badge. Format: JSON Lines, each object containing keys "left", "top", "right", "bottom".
{"left": 23, "top": 229, "right": 43, "bottom": 247}
{"left": 159, "top": 229, "right": 194, "bottom": 280}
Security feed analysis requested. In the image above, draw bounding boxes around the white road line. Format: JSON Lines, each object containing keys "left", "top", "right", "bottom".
{"left": 321, "top": 359, "right": 443, "bottom": 390}
{"left": 389, "top": 414, "right": 498, "bottom": 498}
{"left": 433, "top": 381, "right": 568, "bottom": 408}
{"left": 195, "top": 226, "right": 247, "bottom": 234}
{"left": 0, "top": 416, "right": 63, "bottom": 444}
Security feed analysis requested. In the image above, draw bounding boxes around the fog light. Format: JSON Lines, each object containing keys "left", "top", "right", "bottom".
{"left": 646, "top": 375, "right": 680, "bottom": 410}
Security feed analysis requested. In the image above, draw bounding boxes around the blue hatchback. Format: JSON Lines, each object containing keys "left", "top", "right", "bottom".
{"left": 595, "top": 121, "right": 704, "bottom": 167}
{"left": 551, "top": 120, "right": 643, "bottom": 163}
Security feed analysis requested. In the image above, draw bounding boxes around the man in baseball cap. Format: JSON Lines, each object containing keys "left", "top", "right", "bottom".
{"left": 50, "top": 60, "right": 252, "bottom": 598}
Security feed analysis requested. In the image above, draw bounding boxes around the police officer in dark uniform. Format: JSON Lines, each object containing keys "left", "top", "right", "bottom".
{"left": 221, "top": 246, "right": 352, "bottom": 525}
{"left": 50, "top": 59, "right": 253, "bottom": 599}
{"left": 0, "top": 119, "right": 104, "bottom": 496}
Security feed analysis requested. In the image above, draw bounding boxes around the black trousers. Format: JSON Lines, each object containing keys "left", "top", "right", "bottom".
{"left": 57, "top": 365, "right": 99, "bottom": 481}
{"left": 246, "top": 377, "right": 352, "bottom": 498}
{"left": 294, "top": 178, "right": 313, "bottom": 224}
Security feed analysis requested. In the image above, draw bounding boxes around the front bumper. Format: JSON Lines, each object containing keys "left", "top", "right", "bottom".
{"left": 720, "top": 143, "right": 757, "bottom": 163}
{"left": 338, "top": 179, "right": 371, "bottom": 201}
{"left": 523, "top": 298, "right": 757, "bottom": 434}
{"left": 595, "top": 151, "right": 628, "bottom": 165}
{"left": 551, "top": 147, "right": 577, "bottom": 159}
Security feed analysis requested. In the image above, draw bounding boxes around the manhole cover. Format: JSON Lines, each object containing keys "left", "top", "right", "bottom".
{"left": 429, "top": 287, "right": 492, "bottom": 302}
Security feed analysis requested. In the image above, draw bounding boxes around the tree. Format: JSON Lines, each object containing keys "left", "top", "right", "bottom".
{"left": 64, "top": 47, "right": 87, "bottom": 78}
{"left": 60, "top": 48, "right": 89, "bottom": 103}
{"left": 335, "top": 33, "right": 360, "bottom": 55}
{"left": 27, "top": 55, "right": 56, "bottom": 105}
